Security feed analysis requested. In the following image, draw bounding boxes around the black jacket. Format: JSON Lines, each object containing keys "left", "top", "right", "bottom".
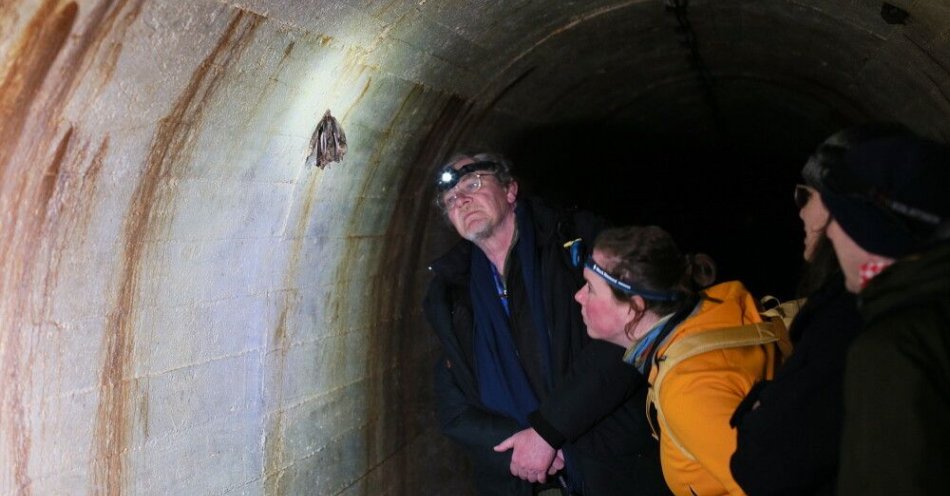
{"left": 837, "top": 242, "right": 950, "bottom": 495}
{"left": 424, "top": 198, "right": 666, "bottom": 496}
{"left": 731, "top": 275, "right": 862, "bottom": 495}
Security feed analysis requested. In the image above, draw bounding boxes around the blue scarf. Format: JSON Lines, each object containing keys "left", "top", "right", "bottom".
{"left": 625, "top": 296, "right": 702, "bottom": 375}
{"left": 622, "top": 314, "right": 673, "bottom": 374}
{"left": 471, "top": 203, "right": 553, "bottom": 425}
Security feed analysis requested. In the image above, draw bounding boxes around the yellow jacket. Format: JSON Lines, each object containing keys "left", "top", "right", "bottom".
{"left": 648, "top": 281, "right": 776, "bottom": 496}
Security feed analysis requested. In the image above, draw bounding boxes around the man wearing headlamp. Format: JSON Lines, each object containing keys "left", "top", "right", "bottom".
{"left": 423, "top": 152, "right": 666, "bottom": 495}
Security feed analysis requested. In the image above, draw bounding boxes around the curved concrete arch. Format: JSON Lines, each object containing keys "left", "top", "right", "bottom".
{"left": 1, "top": 1, "right": 948, "bottom": 494}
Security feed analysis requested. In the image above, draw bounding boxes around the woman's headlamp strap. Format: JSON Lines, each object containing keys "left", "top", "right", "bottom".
{"left": 436, "top": 161, "right": 499, "bottom": 191}
{"left": 584, "top": 256, "right": 681, "bottom": 302}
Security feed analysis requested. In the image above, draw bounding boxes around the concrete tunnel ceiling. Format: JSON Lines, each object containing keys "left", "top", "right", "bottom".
{"left": 1, "top": 0, "right": 949, "bottom": 495}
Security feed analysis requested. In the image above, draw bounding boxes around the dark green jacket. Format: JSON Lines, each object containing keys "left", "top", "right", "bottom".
{"left": 838, "top": 242, "right": 950, "bottom": 495}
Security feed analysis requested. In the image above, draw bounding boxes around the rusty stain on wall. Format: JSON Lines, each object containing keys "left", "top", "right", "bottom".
{"left": 36, "top": 133, "right": 110, "bottom": 420}
{"left": 41, "top": 0, "right": 147, "bottom": 112}
{"left": 37, "top": 128, "right": 78, "bottom": 318}
{"left": 263, "top": 170, "right": 319, "bottom": 496}
{"left": 0, "top": 2, "right": 79, "bottom": 493}
{"left": 79, "top": 138, "right": 111, "bottom": 235}
{"left": 282, "top": 40, "right": 296, "bottom": 60}
{"left": 36, "top": 134, "right": 111, "bottom": 364}
{"left": 91, "top": 9, "right": 263, "bottom": 496}
{"left": 87, "top": 0, "right": 148, "bottom": 95}
{"left": 341, "top": 77, "right": 373, "bottom": 123}
{"left": 38, "top": 128, "right": 74, "bottom": 220}
{"left": 45, "top": 133, "right": 109, "bottom": 257}
{"left": 0, "top": 0, "right": 143, "bottom": 184}
{"left": 227, "top": 39, "right": 297, "bottom": 169}
{"left": 263, "top": 301, "right": 291, "bottom": 496}
{"left": 0, "top": 1, "right": 77, "bottom": 179}
{"left": 0, "top": 0, "right": 144, "bottom": 368}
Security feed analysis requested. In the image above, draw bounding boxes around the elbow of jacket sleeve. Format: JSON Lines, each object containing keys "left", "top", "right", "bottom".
{"left": 528, "top": 410, "right": 566, "bottom": 449}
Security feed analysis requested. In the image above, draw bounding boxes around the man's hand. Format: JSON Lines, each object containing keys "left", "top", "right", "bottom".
{"left": 493, "top": 428, "right": 558, "bottom": 483}
{"left": 550, "top": 450, "right": 565, "bottom": 475}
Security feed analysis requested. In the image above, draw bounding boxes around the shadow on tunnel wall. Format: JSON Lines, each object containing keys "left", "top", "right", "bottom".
{"left": 508, "top": 119, "right": 845, "bottom": 300}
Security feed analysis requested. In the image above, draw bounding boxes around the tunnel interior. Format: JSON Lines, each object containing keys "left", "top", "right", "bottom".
{"left": 2, "top": 0, "right": 949, "bottom": 495}
{"left": 474, "top": 0, "right": 907, "bottom": 300}
{"left": 452, "top": 0, "right": 905, "bottom": 298}
{"left": 507, "top": 107, "right": 844, "bottom": 299}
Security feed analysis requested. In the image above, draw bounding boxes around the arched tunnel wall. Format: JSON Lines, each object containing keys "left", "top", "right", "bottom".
{"left": 1, "top": 0, "right": 948, "bottom": 494}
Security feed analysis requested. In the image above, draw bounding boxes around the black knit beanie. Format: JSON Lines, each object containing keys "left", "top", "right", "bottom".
{"left": 818, "top": 134, "right": 950, "bottom": 258}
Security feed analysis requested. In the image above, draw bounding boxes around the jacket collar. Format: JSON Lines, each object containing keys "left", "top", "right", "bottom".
{"left": 859, "top": 242, "right": 950, "bottom": 321}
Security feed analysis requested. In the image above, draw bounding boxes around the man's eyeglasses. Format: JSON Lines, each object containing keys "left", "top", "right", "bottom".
{"left": 442, "top": 173, "right": 494, "bottom": 209}
{"left": 794, "top": 184, "right": 813, "bottom": 209}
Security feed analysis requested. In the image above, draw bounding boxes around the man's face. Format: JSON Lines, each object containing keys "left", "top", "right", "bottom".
{"left": 826, "top": 219, "right": 873, "bottom": 293}
{"left": 442, "top": 159, "right": 518, "bottom": 242}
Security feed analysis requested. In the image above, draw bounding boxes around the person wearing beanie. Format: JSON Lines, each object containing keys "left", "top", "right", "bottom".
{"left": 730, "top": 125, "right": 877, "bottom": 496}
{"left": 813, "top": 129, "right": 950, "bottom": 495}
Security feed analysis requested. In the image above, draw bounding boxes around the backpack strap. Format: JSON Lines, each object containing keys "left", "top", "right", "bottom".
{"left": 759, "top": 296, "right": 805, "bottom": 360}
{"left": 646, "top": 321, "right": 779, "bottom": 461}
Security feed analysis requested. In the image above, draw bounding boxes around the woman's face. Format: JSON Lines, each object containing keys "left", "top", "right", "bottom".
{"left": 574, "top": 249, "right": 635, "bottom": 348}
{"left": 826, "top": 219, "right": 877, "bottom": 293}
{"left": 798, "top": 185, "right": 830, "bottom": 261}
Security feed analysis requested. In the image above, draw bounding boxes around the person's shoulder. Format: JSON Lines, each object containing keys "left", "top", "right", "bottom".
{"left": 676, "top": 281, "right": 761, "bottom": 333}
{"left": 703, "top": 281, "right": 752, "bottom": 302}
{"left": 843, "top": 323, "right": 946, "bottom": 395}
{"left": 844, "top": 301, "right": 950, "bottom": 387}
{"left": 523, "top": 196, "right": 606, "bottom": 242}
{"left": 859, "top": 299, "right": 948, "bottom": 348}
{"left": 428, "top": 240, "right": 471, "bottom": 282}
{"left": 795, "top": 282, "right": 860, "bottom": 337}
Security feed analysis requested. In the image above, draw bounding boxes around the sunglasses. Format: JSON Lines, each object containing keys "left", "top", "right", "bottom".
{"left": 794, "top": 184, "right": 813, "bottom": 209}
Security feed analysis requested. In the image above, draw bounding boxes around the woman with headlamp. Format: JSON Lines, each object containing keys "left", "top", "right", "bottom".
{"left": 574, "top": 226, "right": 776, "bottom": 496}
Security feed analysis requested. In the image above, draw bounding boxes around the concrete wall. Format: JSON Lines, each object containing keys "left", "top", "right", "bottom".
{"left": 1, "top": 0, "right": 948, "bottom": 495}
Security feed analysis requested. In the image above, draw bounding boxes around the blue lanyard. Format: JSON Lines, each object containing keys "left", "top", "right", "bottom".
{"left": 490, "top": 264, "right": 510, "bottom": 316}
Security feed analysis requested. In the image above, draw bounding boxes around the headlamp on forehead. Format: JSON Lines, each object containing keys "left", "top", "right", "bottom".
{"left": 584, "top": 256, "right": 681, "bottom": 302}
{"left": 435, "top": 161, "right": 499, "bottom": 191}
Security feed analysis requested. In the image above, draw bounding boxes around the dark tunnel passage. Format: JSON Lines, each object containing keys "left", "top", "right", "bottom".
{"left": 465, "top": 0, "right": 895, "bottom": 300}
{"left": 508, "top": 110, "right": 849, "bottom": 300}
{"left": 2, "top": 0, "right": 950, "bottom": 494}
